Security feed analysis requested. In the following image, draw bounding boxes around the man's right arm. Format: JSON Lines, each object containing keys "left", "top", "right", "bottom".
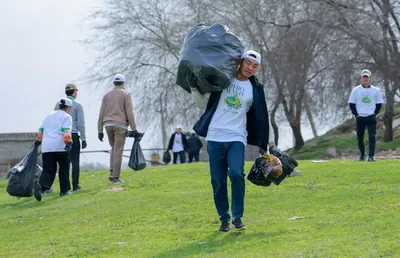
{"left": 348, "top": 89, "right": 358, "bottom": 117}
{"left": 191, "top": 88, "right": 208, "bottom": 109}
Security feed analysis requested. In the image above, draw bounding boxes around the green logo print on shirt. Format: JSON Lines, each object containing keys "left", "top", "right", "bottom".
{"left": 362, "top": 96, "right": 371, "bottom": 103}
{"left": 224, "top": 94, "right": 242, "bottom": 109}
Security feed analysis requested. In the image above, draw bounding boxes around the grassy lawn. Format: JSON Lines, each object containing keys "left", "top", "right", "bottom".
{"left": 1, "top": 160, "right": 400, "bottom": 257}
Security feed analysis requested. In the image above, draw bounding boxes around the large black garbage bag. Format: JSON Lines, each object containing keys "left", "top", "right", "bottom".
{"left": 163, "top": 151, "right": 171, "bottom": 164}
{"left": 176, "top": 23, "right": 244, "bottom": 94}
{"left": 128, "top": 139, "right": 146, "bottom": 171}
{"left": 247, "top": 147, "right": 299, "bottom": 187}
{"left": 6, "top": 143, "right": 39, "bottom": 197}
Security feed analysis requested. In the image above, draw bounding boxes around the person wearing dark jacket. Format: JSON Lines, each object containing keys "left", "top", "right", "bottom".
{"left": 348, "top": 69, "right": 383, "bottom": 162}
{"left": 187, "top": 130, "right": 203, "bottom": 163}
{"left": 167, "top": 125, "right": 189, "bottom": 164}
{"left": 192, "top": 50, "right": 275, "bottom": 232}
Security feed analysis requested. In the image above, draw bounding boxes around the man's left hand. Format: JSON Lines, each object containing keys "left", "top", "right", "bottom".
{"left": 82, "top": 140, "right": 87, "bottom": 149}
{"left": 268, "top": 142, "right": 276, "bottom": 147}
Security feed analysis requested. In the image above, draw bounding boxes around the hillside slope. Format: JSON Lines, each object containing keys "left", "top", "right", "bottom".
{"left": 289, "top": 106, "right": 400, "bottom": 160}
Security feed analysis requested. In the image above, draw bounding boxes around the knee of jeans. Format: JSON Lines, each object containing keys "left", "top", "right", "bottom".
{"left": 228, "top": 167, "right": 244, "bottom": 178}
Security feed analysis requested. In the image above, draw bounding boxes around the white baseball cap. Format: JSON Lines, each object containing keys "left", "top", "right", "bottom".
{"left": 242, "top": 50, "right": 261, "bottom": 64}
{"left": 191, "top": 130, "right": 196, "bottom": 134}
{"left": 59, "top": 98, "right": 73, "bottom": 107}
{"left": 176, "top": 124, "right": 182, "bottom": 129}
{"left": 361, "top": 69, "right": 371, "bottom": 77}
{"left": 114, "top": 74, "right": 125, "bottom": 82}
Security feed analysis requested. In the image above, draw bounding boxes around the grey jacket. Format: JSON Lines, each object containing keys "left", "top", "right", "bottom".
{"left": 55, "top": 96, "right": 86, "bottom": 141}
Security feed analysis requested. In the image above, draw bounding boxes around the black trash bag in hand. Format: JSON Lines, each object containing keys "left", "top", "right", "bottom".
{"left": 6, "top": 143, "right": 39, "bottom": 197}
{"left": 128, "top": 137, "right": 146, "bottom": 171}
{"left": 268, "top": 146, "right": 299, "bottom": 185}
{"left": 163, "top": 151, "right": 171, "bottom": 164}
{"left": 176, "top": 23, "right": 244, "bottom": 94}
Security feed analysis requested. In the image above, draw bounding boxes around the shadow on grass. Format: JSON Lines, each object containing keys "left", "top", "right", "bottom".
{"left": 152, "top": 230, "right": 285, "bottom": 258}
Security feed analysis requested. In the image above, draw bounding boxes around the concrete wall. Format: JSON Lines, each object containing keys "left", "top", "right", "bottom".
{"left": 0, "top": 133, "right": 39, "bottom": 178}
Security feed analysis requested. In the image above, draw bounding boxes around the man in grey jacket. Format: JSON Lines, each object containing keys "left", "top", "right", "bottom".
{"left": 55, "top": 84, "right": 86, "bottom": 191}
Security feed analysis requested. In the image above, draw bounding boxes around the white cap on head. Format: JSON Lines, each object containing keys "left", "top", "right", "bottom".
{"left": 114, "top": 74, "right": 125, "bottom": 82}
{"left": 59, "top": 98, "right": 73, "bottom": 107}
{"left": 191, "top": 130, "right": 196, "bottom": 135}
{"left": 242, "top": 50, "right": 261, "bottom": 64}
{"left": 176, "top": 124, "right": 182, "bottom": 129}
{"left": 361, "top": 69, "right": 371, "bottom": 77}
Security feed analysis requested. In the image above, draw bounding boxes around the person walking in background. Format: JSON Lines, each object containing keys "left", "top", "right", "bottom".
{"left": 348, "top": 69, "right": 383, "bottom": 162}
{"left": 167, "top": 125, "right": 188, "bottom": 164}
{"left": 187, "top": 130, "right": 203, "bottom": 163}
{"left": 55, "top": 83, "right": 86, "bottom": 191}
{"left": 98, "top": 74, "right": 142, "bottom": 184}
{"left": 34, "top": 98, "right": 74, "bottom": 201}
{"left": 192, "top": 50, "right": 275, "bottom": 232}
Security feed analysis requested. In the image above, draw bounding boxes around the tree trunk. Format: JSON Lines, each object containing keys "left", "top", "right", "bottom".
{"left": 305, "top": 102, "right": 318, "bottom": 137}
{"left": 290, "top": 123, "right": 305, "bottom": 150}
{"left": 384, "top": 81, "right": 395, "bottom": 142}
{"left": 160, "top": 96, "right": 168, "bottom": 149}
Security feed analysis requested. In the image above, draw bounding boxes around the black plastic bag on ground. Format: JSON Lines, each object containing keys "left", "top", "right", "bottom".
{"left": 163, "top": 151, "right": 171, "bottom": 164}
{"left": 6, "top": 143, "right": 39, "bottom": 197}
{"left": 128, "top": 139, "right": 146, "bottom": 171}
{"left": 176, "top": 23, "right": 244, "bottom": 94}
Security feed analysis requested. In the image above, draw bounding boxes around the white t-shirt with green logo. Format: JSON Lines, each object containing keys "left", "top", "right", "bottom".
{"left": 206, "top": 78, "right": 253, "bottom": 145}
{"left": 40, "top": 110, "right": 73, "bottom": 153}
{"left": 348, "top": 85, "right": 383, "bottom": 117}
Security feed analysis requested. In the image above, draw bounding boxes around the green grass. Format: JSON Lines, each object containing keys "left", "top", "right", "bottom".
{"left": 1, "top": 161, "right": 400, "bottom": 257}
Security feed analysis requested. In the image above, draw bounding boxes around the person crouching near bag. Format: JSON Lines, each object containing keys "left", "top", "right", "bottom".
{"left": 34, "top": 98, "right": 74, "bottom": 201}
{"left": 192, "top": 50, "right": 276, "bottom": 232}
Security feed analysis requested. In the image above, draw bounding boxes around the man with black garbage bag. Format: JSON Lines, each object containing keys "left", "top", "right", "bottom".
{"left": 192, "top": 50, "right": 276, "bottom": 232}
{"left": 55, "top": 83, "right": 86, "bottom": 191}
{"left": 98, "top": 74, "right": 142, "bottom": 184}
{"left": 34, "top": 98, "right": 74, "bottom": 201}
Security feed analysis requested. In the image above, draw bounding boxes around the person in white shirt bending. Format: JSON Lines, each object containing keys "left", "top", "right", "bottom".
{"left": 348, "top": 69, "right": 383, "bottom": 162}
{"left": 192, "top": 50, "right": 275, "bottom": 232}
{"left": 34, "top": 98, "right": 74, "bottom": 201}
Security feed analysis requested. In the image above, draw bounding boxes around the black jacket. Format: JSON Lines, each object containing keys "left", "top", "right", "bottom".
{"left": 187, "top": 135, "right": 203, "bottom": 154}
{"left": 168, "top": 132, "right": 189, "bottom": 152}
{"left": 193, "top": 75, "right": 270, "bottom": 150}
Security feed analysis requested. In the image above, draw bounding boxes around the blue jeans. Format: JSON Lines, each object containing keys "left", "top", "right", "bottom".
{"left": 207, "top": 141, "right": 245, "bottom": 222}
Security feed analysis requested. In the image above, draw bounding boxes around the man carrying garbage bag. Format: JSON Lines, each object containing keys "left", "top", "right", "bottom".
{"left": 192, "top": 50, "right": 275, "bottom": 232}
{"left": 34, "top": 98, "right": 74, "bottom": 201}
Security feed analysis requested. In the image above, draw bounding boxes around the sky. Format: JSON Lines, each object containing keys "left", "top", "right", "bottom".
{"left": 0, "top": 1, "right": 317, "bottom": 165}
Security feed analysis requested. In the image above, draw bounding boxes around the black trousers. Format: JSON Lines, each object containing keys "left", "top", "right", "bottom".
{"left": 173, "top": 151, "right": 186, "bottom": 164}
{"left": 188, "top": 152, "right": 200, "bottom": 163}
{"left": 39, "top": 152, "right": 71, "bottom": 193}
{"left": 356, "top": 115, "right": 377, "bottom": 156}
{"left": 71, "top": 133, "right": 81, "bottom": 186}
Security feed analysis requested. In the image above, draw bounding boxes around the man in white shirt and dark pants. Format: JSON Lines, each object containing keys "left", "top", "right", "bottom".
{"left": 167, "top": 125, "right": 188, "bottom": 164}
{"left": 348, "top": 69, "right": 383, "bottom": 162}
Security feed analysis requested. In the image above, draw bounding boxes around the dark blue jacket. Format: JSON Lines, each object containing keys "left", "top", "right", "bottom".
{"left": 187, "top": 135, "right": 203, "bottom": 154}
{"left": 193, "top": 75, "right": 270, "bottom": 150}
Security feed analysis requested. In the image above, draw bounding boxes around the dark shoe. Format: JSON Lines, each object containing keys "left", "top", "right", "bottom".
{"left": 113, "top": 178, "right": 124, "bottom": 184}
{"left": 33, "top": 182, "right": 42, "bottom": 202}
{"left": 73, "top": 185, "right": 82, "bottom": 191}
{"left": 219, "top": 221, "right": 231, "bottom": 232}
{"left": 368, "top": 156, "right": 376, "bottom": 162}
{"left": 232, "top": 218, "right": 246, "bottom": 230}
{"left": 108, "top": 171, "right": 114, "bottom": 182}
{"left": 359, "top": 154, "right": 365, "bottom": 161}
{"left": 60, "top": 191, "right": 73, "bottom": 197}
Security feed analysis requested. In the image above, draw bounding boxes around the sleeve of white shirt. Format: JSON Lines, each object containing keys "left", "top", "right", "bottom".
{"left": 192, "top": 90, "right": 209, "bottom": 109}
{"left": 348, "top": 88, "right": 356, "bottom": 104}
{"left": 376, "top": 88, "right": 383, "bottom": 104}
{"left": 268, "top": 119, "right": 275, "bottom": 143}
{"left": 63, "top": 115, "right": 73, "bottom": 130}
